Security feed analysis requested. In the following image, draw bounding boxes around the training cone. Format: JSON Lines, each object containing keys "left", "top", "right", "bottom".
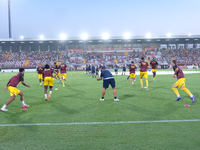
{"left": 184, "top": 104, "right": 190, "bottom": 107}
{"left": 68, "top": 81, "right": 70, "bottom": 83}
{"left": 70, "top": 74, "right": 72, "bottom": 76}
{"left": 33, "top": 75, "right": 35, "bottom": 77}
{"left": 22, "top": 107, "right": 27, "bottom": 111}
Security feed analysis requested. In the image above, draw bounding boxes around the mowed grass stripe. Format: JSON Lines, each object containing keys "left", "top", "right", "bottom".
{"left": 0, "top": 119, "right": 200, "bottom": 127}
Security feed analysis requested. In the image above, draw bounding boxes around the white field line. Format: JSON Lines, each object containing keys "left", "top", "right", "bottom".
{"left": 112, "top": 71, "right": 200, "bottom": 76}
{"left": 0, "top": 119, "right": 200, "bottom": 127}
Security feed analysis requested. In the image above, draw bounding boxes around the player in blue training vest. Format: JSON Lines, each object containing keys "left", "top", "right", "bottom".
{"left": 91, "top": 64, "right": 96, "bottom": 78}
{"left": 97, "top": 66, "right": 119, "bottom": 101}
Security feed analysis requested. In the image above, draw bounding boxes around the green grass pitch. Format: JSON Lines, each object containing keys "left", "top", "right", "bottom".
{"left": 0, "top": 70, "right": 200, "bottom": 150}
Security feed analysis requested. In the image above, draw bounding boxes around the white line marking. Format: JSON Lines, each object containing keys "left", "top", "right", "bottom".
{"left": 0, "top": 119, "right": 200, "bottom": 127}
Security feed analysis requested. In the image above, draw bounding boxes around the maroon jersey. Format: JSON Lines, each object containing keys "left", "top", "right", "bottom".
{"left": 54, "top": 65, "right": 59, "bottom": 74}
{"left": 9, "top": 73, "right": 24, "bottom": 87}
{"left": 173, "top": 65, "right": 185, "bottom": 79}
{"left": 43, "top": 69, "right": 53, "bottom": 79}
{"left": 150, "top": 61, "right": 158, "bottom": 69}
{"left": 140, "top": 61, "right": 148, "bottom": 72}
{"left": 37, "top": 66, "right": 43, "bottom": 74}
{"left": 129, "top": 64, "right": 137, "bottom": 74}
{"left": 59, "top": 63, "right": 67, "bottom": 73}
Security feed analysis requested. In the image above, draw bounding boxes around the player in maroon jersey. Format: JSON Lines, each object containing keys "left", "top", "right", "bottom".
{"left": 171, "top": 60, "right": 196, "bottom": 102}
{"left": 150, "top": 58, "right": 158, "bottom": 82}
{"left": 59, "top": 60, "right": 68, "bottom": 87}
{"left": 54, "top": 62, "right": 61, "bottom": 82}
{"left": 139, "top": 57, "right": 149, "bottom": 90}
{"left": 43, "top": 64, "right": 54, "bottom": 100}
{"left": 36, "top": 64, "right": 44, "bottom": 85}
{"left": 129, "top": 61, "right": 137, "bottom": 85}
{"left": 1, "top": 68, "right": 30, "bottom": 111}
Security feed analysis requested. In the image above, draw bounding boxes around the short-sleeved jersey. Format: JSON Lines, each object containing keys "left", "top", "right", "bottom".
{"left": 54, "top": 65, "right": 59, "bottom": 73}
{"left": 123, "top": 64, "right": 126, "bottom": 68}
{"left": 129, "top": 64, "right": 137, "bottom": 74}
{"left": 150, "top": 61, "right": 158, "bottom": 69}
{"left": 140, "top": 61, "right": 148, "bottom": 72}
{"left": 43, "top": 68, "right": 54, "bottom": 78}
{"left": 115, "top": 65, "right": 118, "bottom": 69}
{"left": 102, "top": 65, "right": 106, "bottom": 69}
{"left": 100, "top": 70, "right": 114, "bottom": 80}
{"left": 96, "top": 66, "right": 99, "bottom": 71}
{"left": 173, "top": 65, "right": 185, "bottom": 79}
{"left": 59, "top": 63, "right": 67, "bottom": 73}
{"left": 9, "top": 73, "right": 24, "bottom": 87}
{"left": 92, "top": 66, "right": 95, "bottom": 71}
{"left": 37, "top": 66, "right": 44, "bottom": 74}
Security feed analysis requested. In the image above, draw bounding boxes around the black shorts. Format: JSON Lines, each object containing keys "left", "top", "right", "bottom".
{"left": 115, "top": 69, "right": 118, "bottom": 72}
{"left": 103, "top": 79, "right": 116, "bottom": 89}
{"left": 123, "top": 68, "right": 126, "bottom": 71}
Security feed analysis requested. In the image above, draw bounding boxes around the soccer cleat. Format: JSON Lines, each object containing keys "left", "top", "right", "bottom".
{"left": 57, "top": 80, "right": 60, "bottom": 82}
{"left": 48, "top": 94, "right": 51, "bottom": 100}
{"left": 134, "top": 80, "right": 136, "bottom": 82}
{"left": 99, "top": 98, "right": 104, "bottom": 101}
{"left": 40, "top": 83, "right": 42, "bottom": 86}
{"left": 63, "top": 85, "right": 65, "bottom": 87}
{"left": 127, "top": 77, "right": 129, "bottom": 80}
{"left": 175, "top": 96, "right": 182, "bottom": 101}
{"left": 141, "top": 86, "right": 143, "bottom": 89}
{"left": 22, "top": 107, "right": 27, "bottom": 111}
{"left": 45, "top": 98, "right": 47, "bottom": 101}
{"left": 154, "top": 80, "right": 156, "bottom": 82}
{"left": 0, "top": 108, "right": 9, "bottom": 111}
{"left": 191, "top": 95, "right": 196, "bottom": 103}
{"left": 132, "top": 83, "right": 134, "bottom": 85}
{"left": 23, "top": 104, "right": 29, "bottom": 108}
{"left": 114, "top": 98, "right": 119, "bottom": 101}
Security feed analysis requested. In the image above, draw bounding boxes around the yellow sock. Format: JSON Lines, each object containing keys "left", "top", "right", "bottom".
{"left": 153, "top": 77, "right": 155, "bottom": 80}
{"left": 172, "top": 87, "right": 180, "bottom": 96}
{"left": 40, "top": 82, "right": 42, "bottom": 84}
{"left": 146, "top": 80, "right": 148, "bottom": 87}
{"left": 140, "top": 79, "right": 143, "bottom": 86}
{"left": 181, "top": 87, "right": 192, "bottom": 96}
{"left": 62, "top": 80, "right": 64, "bottom": 85}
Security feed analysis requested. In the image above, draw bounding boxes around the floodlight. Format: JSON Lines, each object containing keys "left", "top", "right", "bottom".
{"left": 167, "top": 33, "right": 171, "bottom": 37}
{"left": 81, "top": 33, "right": 88, "bottom": 40}
{"left": 20, "top": 36, "right": 24, "bottom": 39}
{"left": 188, "top": 33, "right": 191, "bottom": 36}
{"left": 124, "top": 32, "right": 131, "bottom": 39}
{"left": 60, "top": 34, "right": 66, "bottom": 40}
{"left": 40, "top": 35, "right": 44, "bottom": 39}
{"left": 102, "top": 33, "right": 109, "bottom": 40}
{"left": 146, "top": 33, "right": 151, "bottom": 38}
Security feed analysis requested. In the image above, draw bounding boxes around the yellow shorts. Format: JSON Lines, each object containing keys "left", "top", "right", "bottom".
{"left": 8, "top": 86, "right": 20, "bottom": 97}
{"left": 152, "top": 69, "right": 157, "bottom": 73}
{"left": 38, "top": 74, "right": 43, "bottom": 80}
{"left": 140, "top": 72, "right": 148, "bottom": 78}
{"left": 60, "top": 73, "right": 67, "bottom": 80}
{"left": 54, "top": 73, "right": 60, "bottom": 77}
{"left": 130, "top": 73, "right": 135, "bottom": 78}
{"left": 44, "top": 77, "right": 54, "bottom": 87}
{"left": 175, "top": 78, "right": 185, "bottom": 88}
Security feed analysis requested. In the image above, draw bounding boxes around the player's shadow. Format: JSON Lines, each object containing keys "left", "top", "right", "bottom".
{"left": 54, "top": 103, "right": 79, "bottom": 114}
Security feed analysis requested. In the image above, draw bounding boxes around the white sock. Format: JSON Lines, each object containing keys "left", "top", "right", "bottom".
{"left": 2, "top": 104, "right": 7, "bottom": 109}
{"left": 21, "top": 101, "right": 25, "bottom": 106}
{"left": 190, "top": 95, "right": 193, "bottom": 98}
{"left": 177, "top": 95, "right": 180, "bottom": 97}
{"left": 49, "top": 91, "right": 52, "bottom": 95}
{"left": 45, "top": 94, "right": 47, "bottom": 98}
{"left": 132, "top": 82, "right": 133, "bottom": 84}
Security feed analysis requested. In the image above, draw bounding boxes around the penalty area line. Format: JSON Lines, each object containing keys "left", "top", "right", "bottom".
{"left": 0, "top": 119, "right": 200, "bottom": 127}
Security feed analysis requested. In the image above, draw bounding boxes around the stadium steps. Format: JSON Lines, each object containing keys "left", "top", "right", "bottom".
{"left": 124, "top": 52, "right": 129, "bottom": 56}
{"left": 83, "top": 59, "right": 86, "bottom": 64}
{"left": 25, "top": 60, "right": 29, "bottom": 66}
{"left": 6, "top": 52, "right": 10, "bottom": 58}
{"left": 146, "top": 58, "right": 150, "bottom": 62}
{"left": 114, "top": 59, "right": 118, "bottom": 63}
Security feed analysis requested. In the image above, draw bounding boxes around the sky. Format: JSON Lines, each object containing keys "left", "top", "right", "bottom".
{"left": 0, "top": 0, "right": 200, "bottom": 38}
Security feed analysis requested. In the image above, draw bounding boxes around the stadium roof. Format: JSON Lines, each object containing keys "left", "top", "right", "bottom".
{"left": 0, "top": 35, "right": 200, "bottom": 44}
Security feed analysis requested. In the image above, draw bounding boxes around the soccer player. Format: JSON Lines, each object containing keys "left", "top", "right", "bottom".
{"left": 91, "top": 64, "right": 96, "bottom": 78}
{"left": 97, "top": 66, "right": 119, "bottom": 101}
{"left": 114, "top": 63, "right": 118, "bottom": 75}
{"left": 88, "top": 64, "right": 91, "bottom": 74}
{"left": 139, "top": 57, "right": 149, "bottom": 90}
{"left": 1, "top": 68, "right": 30, "bottom": 111}
{"left": 96, "top": 65, "right": 99, "bottom": 76}
{"left": 43, "top": 64, "right": 54, "bottom": 100}
{"left": 171, "top": 60, "right": 196, "bottom": 102}
{"left": 150, "top": 58, "right": 158, "bottom": 82}
{"left": 129, "top": 61, "right": 137, "bottom": 85}
{"left": 86, "top": 64, "right": 89, "bottom": 74}
{"left": 53, "top": 62, "right": 61, "bottom": 82}
{"left": 36, "top": 64, "right": 44, "bottom": 85}
{"left": 59, "top": 60, "right": 68, "bottom": 87}
{"left": 122, "top": 62, "right": 126, "bottom": 75}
